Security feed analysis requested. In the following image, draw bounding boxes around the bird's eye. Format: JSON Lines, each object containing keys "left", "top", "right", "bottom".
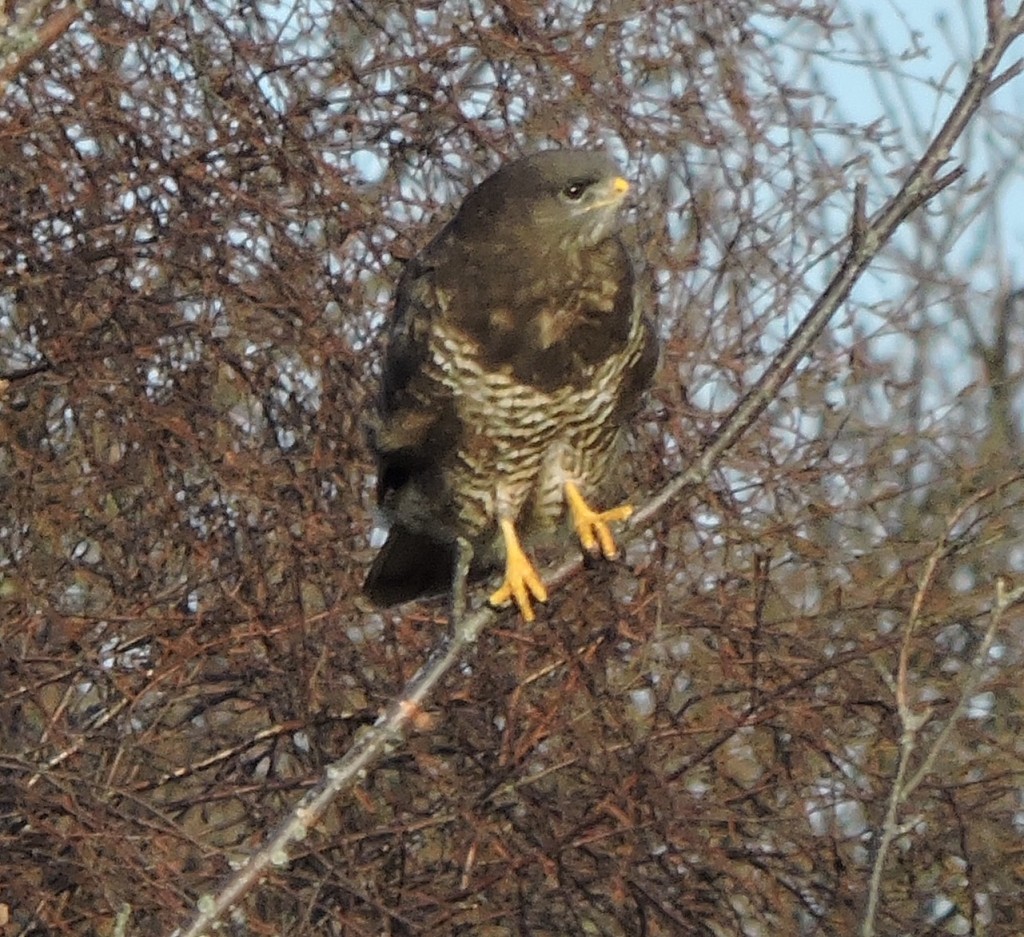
{"left": 562, "top": 181, "right": 588, "bottom": 201}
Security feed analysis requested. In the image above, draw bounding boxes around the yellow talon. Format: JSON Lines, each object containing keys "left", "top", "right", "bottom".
{"left": 565, "top": 481, "right": 632, "bottom": 559}
{"left": 489, "top": 517, "right": 548, "bottom": 622}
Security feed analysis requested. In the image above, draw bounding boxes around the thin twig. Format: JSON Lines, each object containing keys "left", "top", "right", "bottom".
{"left": 0, "top": 1, "right": 85, "bottom": 89}
{"left": 856, "top": 14, "right": 1024, "bottom": 937}
{"left": 895, "top": 487, "right": 998, "bottom": 718}
{"left": 903, "top": 578, "right": 1024, "bottom": 800}
{"left": 174, "top": 8, "right": 1024, "bottom": 935}
{"left": 861, "top": 573, "right": 1024, "bottom": 937}
{"left": 634, "top": 6, "right": 1023, "bottom": 534}
{"left": 176, "top": 628, "right": 467, "bottom": 937}
{"left": 860, "top": 480, "right": 1024, "bottom": 937}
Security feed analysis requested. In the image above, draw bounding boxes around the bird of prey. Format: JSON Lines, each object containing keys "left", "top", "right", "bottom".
{"left": 363, "top": 149, "right": 657, "bottom": 621}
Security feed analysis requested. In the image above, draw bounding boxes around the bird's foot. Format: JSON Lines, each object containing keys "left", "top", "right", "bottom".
{"left": 565, "top": 481, "right": 633, "bottom": 559}
{"left": 489, "top": 517, "right": 547, "bottom": 622}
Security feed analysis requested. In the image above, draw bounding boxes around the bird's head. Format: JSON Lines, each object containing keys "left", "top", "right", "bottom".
{"left": 453, "top": 150, "right": 630, "bottom": 254}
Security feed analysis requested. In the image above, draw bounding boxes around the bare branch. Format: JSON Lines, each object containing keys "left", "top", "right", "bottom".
{"left": 851, "top": 178, "right": 868, "bottom": 249}
{"left": 6, "top": 3, "right": 1024, "bottom": 934}
{"left": 862, "top": 539, "right": 1024, "bottom": 937}
{"left": 173, "top": 13, "right": 1024, "bottom": 935}
{"left": 987, "top": 56, "right": 1024, "bottom": 94}
{"left": 637, "top": 6, "right": 1024, "bottom": 529}
{"left": 177, "top": 630, "right": 469, "bottom": 937}
{"left": 0, "top": 1, "right": 84, "bottom": 89}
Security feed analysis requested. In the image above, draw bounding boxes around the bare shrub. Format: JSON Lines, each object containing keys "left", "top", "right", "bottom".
{"left": 3, "top": 2, "right": 1024, "bottom": 935}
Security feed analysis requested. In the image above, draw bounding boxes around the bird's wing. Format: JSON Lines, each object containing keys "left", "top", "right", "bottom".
{"left": 369, "top": 247, "right": 454, "bottom": 491}
{"left": 363, "top": 241, "right": 468, "bottom": 607}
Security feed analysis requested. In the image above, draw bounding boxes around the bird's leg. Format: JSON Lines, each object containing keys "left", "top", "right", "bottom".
{"left": 564, "top": 481, "right": 633, "bottom": 559}
{"left": 450, "top": 536, "right": 474, "bottom": 627}
{"left": 488, "top": 517, "right": 547, "bottom": 622}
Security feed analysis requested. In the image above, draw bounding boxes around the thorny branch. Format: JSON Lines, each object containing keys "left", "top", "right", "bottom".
{"left": 173, "top": 6, "right": 1024, "bottom": 935}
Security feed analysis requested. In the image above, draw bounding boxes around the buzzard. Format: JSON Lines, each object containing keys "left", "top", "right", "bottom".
{"left": 364, "top": 150, "right": 657, "bottom": 621}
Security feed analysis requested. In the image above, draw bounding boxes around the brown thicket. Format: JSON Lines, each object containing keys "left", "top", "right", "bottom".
{"left": 3, "top": 2, "right": 1024, "bottom": 936}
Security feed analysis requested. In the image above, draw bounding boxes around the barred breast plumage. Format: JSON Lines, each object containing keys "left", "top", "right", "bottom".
{"left": 364, "top": 150, "right": 658, "bottom": 620}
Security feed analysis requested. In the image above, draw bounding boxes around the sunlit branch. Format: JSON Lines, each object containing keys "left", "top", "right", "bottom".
{"left": 174, "top": 7, "right": 1024, "bottom": 934}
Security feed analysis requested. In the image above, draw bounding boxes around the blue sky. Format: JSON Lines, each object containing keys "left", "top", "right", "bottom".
{"left": 830, "top": 0, "right": 1024, "bottom": 276}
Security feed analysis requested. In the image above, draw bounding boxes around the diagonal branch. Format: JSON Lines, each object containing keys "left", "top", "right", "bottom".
{"left": 0, "top": 0, "right": 85, "bottom": 89}
{"left": 172, "top": 8, "right": 1024, "bottom": 935}
{"left": 639, "top": 2, "right": 1024, "bottom": 529}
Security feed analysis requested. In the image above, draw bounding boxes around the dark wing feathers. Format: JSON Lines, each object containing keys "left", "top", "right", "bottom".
{"left": 363, "top": 526, "right": 456, "bottom": 607}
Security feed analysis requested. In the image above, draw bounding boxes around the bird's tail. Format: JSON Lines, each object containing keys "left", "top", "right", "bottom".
{"left": 363, "top": 526, "right": 456, "bottom": 607}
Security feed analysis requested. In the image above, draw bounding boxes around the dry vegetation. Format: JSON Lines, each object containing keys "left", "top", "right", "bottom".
{"left": 3, "top": 1, "right": 1024, "bottom": 935}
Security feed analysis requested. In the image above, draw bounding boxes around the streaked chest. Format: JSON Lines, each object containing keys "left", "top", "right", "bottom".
{"left": 423, "top": 319, "right": 625, "bottom": 453}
